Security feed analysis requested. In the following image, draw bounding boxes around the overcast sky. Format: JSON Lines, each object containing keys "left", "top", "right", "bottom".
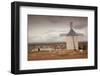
{"left": 28, "top": 15, "right": 88, "bottom": 43}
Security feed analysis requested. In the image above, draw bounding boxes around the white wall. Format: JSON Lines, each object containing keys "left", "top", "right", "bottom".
{"left": 0, "top": 0, "right": 99, "bottom": 76}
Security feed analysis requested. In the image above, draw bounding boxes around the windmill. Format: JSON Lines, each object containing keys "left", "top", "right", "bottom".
{"left": 60, "top": 22, "right": 84, "bottom": 51}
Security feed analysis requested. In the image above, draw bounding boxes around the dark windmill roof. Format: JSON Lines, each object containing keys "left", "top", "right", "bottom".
{"left": 67, "top": 28, "right": 83, "bottom": 36}
{"left": 60, "top": 22, "right": 84, "bottom": 36}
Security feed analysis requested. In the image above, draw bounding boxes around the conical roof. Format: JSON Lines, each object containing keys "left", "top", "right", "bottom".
{"left": 67, "top": 27, "right": 83, "bottom": 36}
{"left": 60, "top": 22, "right": 83, "bottom": 36}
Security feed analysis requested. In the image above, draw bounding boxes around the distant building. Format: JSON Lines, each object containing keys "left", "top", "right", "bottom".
{"left": 78, "top": 41, "right": 88, "bottom": 50}
{"left": 28, "top": 42, "right": 66, "bottom": 52}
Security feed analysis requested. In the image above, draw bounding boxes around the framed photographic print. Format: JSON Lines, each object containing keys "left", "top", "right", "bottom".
{"left": 11, "top": 1, "right": 98, "bottom": 74}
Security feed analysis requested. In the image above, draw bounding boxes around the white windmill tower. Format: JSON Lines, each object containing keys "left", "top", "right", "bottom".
{"left": 60, "top": 22, "right": 84, "bottom": 51}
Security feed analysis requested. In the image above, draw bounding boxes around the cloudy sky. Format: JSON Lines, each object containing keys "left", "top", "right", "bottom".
{"left": 28, "top": 15, "right": 88, "bottom": 43}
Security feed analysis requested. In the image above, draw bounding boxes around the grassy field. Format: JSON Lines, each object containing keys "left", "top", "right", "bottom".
{"left": 28, "top": 50, "right": 88, "bottom": 61}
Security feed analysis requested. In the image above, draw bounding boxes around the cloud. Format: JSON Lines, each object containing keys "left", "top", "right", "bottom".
{"left": 28, "top": 15, "right": 88, "bottom": 43}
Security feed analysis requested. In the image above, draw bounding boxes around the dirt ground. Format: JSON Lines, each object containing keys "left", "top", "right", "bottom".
{"left": 28, "top": 50, "right": 88, "bottom": 61}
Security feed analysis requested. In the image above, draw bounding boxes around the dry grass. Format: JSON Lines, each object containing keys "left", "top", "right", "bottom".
{"left": 28, "top": 50, "right": 88, "bottom": 61}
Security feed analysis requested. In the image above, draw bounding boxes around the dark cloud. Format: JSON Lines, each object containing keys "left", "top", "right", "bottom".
{"left": 28, "top": 15, "right": 88, "bottom": 30}
{"left": 28, "top": 15, "right": 88, "bottom": 43}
